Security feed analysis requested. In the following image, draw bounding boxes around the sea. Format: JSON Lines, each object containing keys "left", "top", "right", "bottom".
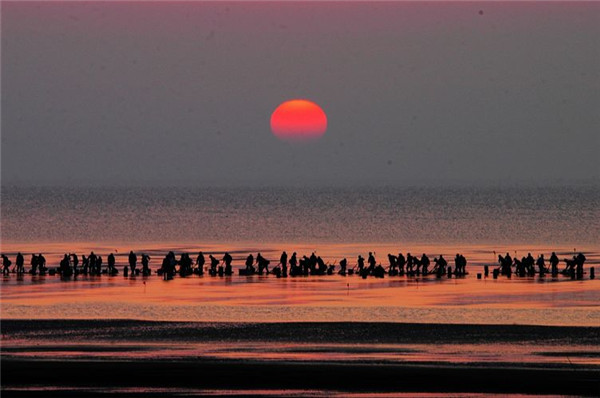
{"left": 0, "top": 185, "right": 598, "bottom": 325}
{"left": 1, "top": 185, "right": 599, "bottom": 396}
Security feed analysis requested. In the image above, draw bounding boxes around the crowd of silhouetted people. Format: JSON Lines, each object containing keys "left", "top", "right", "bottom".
{"left": 496, "top": 251, "right": 588, "bottom": 279}
{"left": 1, "top": 249, "right": 593, "bottom": 281}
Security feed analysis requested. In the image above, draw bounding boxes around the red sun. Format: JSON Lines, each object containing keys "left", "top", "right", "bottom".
{"left": 270, "top": 99, "right": 327, "bottom": 142}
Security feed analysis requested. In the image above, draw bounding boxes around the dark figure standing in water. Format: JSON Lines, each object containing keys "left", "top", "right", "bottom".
{"left": 88, "top": 252, "right": 97, "bottom": 274}
{"left": 59, "top": 254, "right": 73, "bottom": 277}
{"left": 195, "top": 252, "right": 205, "bottom": 275}
{"left": 387, "top": 254, "right": 397, "bottom": 274}
{"left": 406, "top": 253, "right": 414, "bottom": 274}
{"left": 368, "top": 252, "right": 376, "bottom": 268}
{"left": 30, "top": 254, "right": 39, "bottom": 275}
{"left": 245, "top": 254, "right": 255, "bottom": 274}
{"left": 316, "top": 256, "right": 327, "bottom": 275}
{"left": 256, "top": 253, "right": 270, "bottom": 275}
{"left": 497, "top": 254, "right": 512, "bottom": 276}
{"left": 575, "top": 252, "right": 586, "bottom": 277}
{"left": 549, "top": 252, "right": 559, "bottom": 275}
{"left": 525, "top": 253, "right": 535, "bottom": 276}
{"left": 504, "top": 253, "right": 513, "bottom": 275}
{"left": 95, "top": 255, "right": 103, "bottom": 275}
{"left": 2, "top": 255, "right": 12, "bottom": 275}
{"left": 455, "top": 254, "right": 467, "bottom": 276}
{"left": 128, "top": 251, "right": 137, "bottom": 275}
{"left": 455, "top": 254, "right": 462, "bottom": 275}
{"left": 536, "top": 254, "right": 547, "bottom": 275}
{"left": 222, "top": 252, "right": 233, "bottom": 275}
{"left": 141, "top": 254, "right": 151, "bottom": 275}
{"left": 289, "top": 252, "right": 299, "bottom": 276}
{"left": 300, "top": 256, "right": 310, "bottom": 275}
{"left": 15, "top": 252, "right": 25, "bottom": 274}
{"left": 107, "top": 253, "right": 117, "bottom": 275}
{"left": 433, "top": 255, "right": 447, "bottom": 276}
{"left": 160, "top": 254, "right": 171, "bottom": 277}
{"left": 179, "top": 253, "right": 193, "bottom": 276}
{"left": 208, "top": 255, "right": 219, "bottom": 276}
{"left": 279, "top": 251, "right": 288, "bottom": 277}
{"left": 71, "top": 253, "right": 79, "bottom": 274}
{"left": 420, "top": 254, "right": 430, "bottom": 275}
{"left": 356, "top": 255, "right": 365, "bottom": 275}
{"left": 514, "top": 257, "right": 525, "bottom": 276}
{"left": 339, "top": 258, "right": 348, "bottom": 275}
{"left": 367, "top": 252, "right": 376, "bottom": 275}
{"left": 38, "top": 254, "right": 47, "bottom": 274}
{"left": 309, "top": 253, "right": 318, "bottom": 274}
{"left": 167, "top": 251, "right": 177, "bottom": 277}
{"left": 397, "top": 252, "right": 406, "bottom": 274}
{"left": 81, "top": 255, "right": 89, "bottom": 274}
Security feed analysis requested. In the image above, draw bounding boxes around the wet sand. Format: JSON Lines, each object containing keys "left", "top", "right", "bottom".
{"left": 2, "top": 320, "right": 599, "bottom": 396}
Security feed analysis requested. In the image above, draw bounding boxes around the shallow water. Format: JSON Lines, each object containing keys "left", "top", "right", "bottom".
{"left": 1, "top": 186, "right": 599, "bottom": 325}
{"left": 1, "top": 268, "right": 598, "bottom": 325}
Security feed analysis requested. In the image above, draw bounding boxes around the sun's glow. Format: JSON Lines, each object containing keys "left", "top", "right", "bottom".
{"left": 270, "top": 99, "right": 327, "bottom": 142}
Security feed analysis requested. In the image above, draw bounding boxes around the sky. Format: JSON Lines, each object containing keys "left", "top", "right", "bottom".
{"left": 2, "top": 1, "right": 599, "bottom": 187}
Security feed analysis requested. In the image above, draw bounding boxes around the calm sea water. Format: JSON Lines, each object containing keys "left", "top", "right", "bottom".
{"left": 2, "top": 185, "right": 599, "bottom": 245}
{"left": 1, "top": 185, "right": 599, "bottom": 327}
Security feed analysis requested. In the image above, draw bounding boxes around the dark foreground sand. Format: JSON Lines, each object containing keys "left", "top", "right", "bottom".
{"left": 2, "top": 320, "right": 599, "bottom": 397}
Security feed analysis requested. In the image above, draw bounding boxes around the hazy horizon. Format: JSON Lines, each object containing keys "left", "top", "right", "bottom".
{"left": 2, "top": 1, "right": 599, "bottom": 187}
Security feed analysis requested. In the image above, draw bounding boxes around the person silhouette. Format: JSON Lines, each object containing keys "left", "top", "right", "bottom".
{"left": 575, "top": 252, "right": 586, "bottom": 277}
{"left": 196, "top": 252, "right": 205, "bottom": 275}
{"left": 71, "top": 253, "right": 79, "bottom": 274}
{"left": 387, "top": 254, "right": 397, "bottom": 274}
{"left": 433, "top": 255, "right": 447, "bottom": 276}
{"left": 59, "top": 254, "right": 73, "bottom": 277}
{"left": 81, "top": 255, "right": 89, "bottom": 274}
{"left": 222, "top": 252, "right": 233, "bottom": 275}
{"left": 536, "top": 254, "right": 547, "bottom": 274}
{"left": 367, "top": 252, "right": 376, "bottom": 274}
{"left": 549, "top": 252, "right": 559, "bottom": 275}
{"left": 88, "top": 252, "right": 97, "bottom": 274}
{"left": 141, "top": 253, "right": 151, "bottom": 275}
{"left": 420, "top": 253, "right": 430, "bottom": 275}
{"left": 397, "top": 252, "right": 406, "bottom": 274}
{"left": 209, "top": 255, "right": 219, "bottom": 276}
{"left": 128, "top": 251, "right": 138, "bottom": 275}
{"left": 309, "top": 253, "right": 318, "bottom": 274}
{"left": 316, "top": 256, "right": 327, "bottom": 275}
{"left": 2, "top": 255, "right": 11, "bottom": 275}
{"left": 95, "top": 255, "right": 103, "bottom": 275}
{"left": 279, "top": 251, "right": 288, "bottom": 277}
{"left": 179, "top": 253, "right": 192, "bottom": 276}
{"left": 38, "top": 254, "right": 47, "bottom": 274}
{"left": 339, "top": 258, "right": 348, "bottom": 275}
{"left": 15, "top": 252, "right": 25, "bottom": 274}
{"left": 406, "top": 253, "right": 414, "bottom": 274}
{"left": 256, "top": 253, "right": 270, "bottom": 275}
{"left": 289, "top": 252, "right": 298, "bottom": 276}
{"left": 30, "top": 254, "right": 39, "bottom": 275}
{"left": 245, "top": 253, "right": 255, "bottom": 274}
{"left": 107, "top": 253, "right": 117, "bottom": 275}
{"left": 357, "top": 255, "right": 365, "bottom": 274}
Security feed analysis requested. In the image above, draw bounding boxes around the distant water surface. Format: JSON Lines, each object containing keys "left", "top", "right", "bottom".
{"left": 2, "top": 186, "right": 598, "bottom": 245}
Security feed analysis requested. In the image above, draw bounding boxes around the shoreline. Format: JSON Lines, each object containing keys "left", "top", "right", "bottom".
{"left": 2, "top": 358, "right": 599, "bottom": 396}
{"left": 2, "top": 320, "right": 599, "bottom": 396}
{"left": 3, "top": 319, "right": 599, "bottom": 344}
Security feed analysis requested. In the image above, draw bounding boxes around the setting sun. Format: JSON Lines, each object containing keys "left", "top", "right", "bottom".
{"left": 270, "top": 99, "right": 327, "bottom": 142}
